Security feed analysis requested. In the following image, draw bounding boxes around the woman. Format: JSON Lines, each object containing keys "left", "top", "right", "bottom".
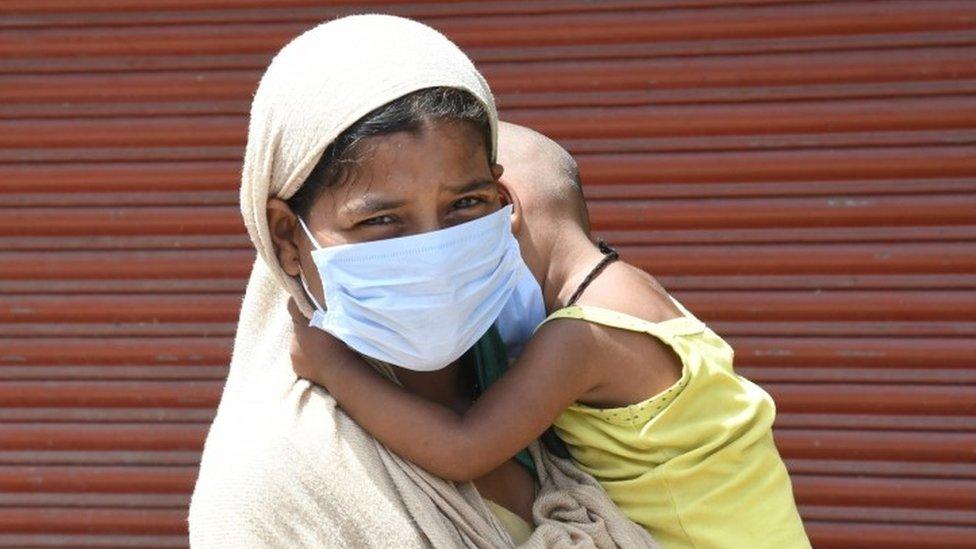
{"left": 272, "top": 83, "right": 542, "bottom": 530}
{"left": 189, "top": 14, "right": 653, "bottom": 547}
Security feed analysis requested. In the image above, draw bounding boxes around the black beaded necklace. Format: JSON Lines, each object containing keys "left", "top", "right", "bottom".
{"left": 566, "top": 239, "right": 619, "bottom": 307}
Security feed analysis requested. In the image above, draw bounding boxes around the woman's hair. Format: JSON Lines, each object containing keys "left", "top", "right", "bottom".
{"left": 287, "top": 86, "right": 491, "bottom": 219}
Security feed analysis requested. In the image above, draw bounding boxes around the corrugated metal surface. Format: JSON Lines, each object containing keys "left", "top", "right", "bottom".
{"left": 1, "top": 1, "right": 974, "bottom": 546}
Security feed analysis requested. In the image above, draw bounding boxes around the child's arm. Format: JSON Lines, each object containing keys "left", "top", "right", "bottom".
{"left": 287, "top": 299, "right": 601, "bottom": 482}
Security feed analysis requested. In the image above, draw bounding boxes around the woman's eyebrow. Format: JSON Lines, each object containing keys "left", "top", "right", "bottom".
{"left": 449, "top": 178, "right": 495, "bottom": 194}
{"left": 342, "top": 179, "right": 494, "bottom": 217}
{"left": 343, "top": 196, "right": 407, "bottom": 216}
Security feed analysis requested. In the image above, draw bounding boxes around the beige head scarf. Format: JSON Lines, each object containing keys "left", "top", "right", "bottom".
{"left": 189, "top": 14, "right": 656, "bottom": 548}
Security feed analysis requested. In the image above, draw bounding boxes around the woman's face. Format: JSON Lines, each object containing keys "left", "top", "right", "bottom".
{"left": 268, "top": 118, "right": 505, "bottom": 305}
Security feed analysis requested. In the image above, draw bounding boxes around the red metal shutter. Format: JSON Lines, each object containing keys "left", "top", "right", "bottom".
{"left": 2, "top": 1, "right": 974, "bottom": 547}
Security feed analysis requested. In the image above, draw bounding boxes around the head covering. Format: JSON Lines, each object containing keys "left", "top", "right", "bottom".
{"left": 189, "top": 14, "right": 656, "bottom": 547}
{"left": 240, "top": 13, "right": 498, "bottom": 318}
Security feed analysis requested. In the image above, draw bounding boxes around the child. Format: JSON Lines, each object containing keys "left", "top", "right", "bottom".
{"left": 289, "top": 122, "right": 810, "bottom": 548}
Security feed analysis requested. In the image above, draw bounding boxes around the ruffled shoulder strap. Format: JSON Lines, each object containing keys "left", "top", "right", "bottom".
{"left": 538, "top": 303, "right": 705, "bottom": 342}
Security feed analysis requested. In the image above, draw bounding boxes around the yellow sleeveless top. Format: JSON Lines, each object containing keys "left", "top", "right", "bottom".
{"left": 542, "top": 300, "right": 809, "bottom": 549}
{"left": 484, "top": 499, "right": 533, "bottom": 545}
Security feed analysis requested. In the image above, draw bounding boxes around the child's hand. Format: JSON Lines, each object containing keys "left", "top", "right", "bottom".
{"left": 286, "top": 298, "right": 349, "bottom": 385}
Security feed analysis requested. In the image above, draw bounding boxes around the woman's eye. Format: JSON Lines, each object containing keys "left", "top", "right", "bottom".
{"left": 360, "top": 215, "right": 396, "bottom": 226}
{"left": 453, "top": 196, "right": 484, "bottom": 210}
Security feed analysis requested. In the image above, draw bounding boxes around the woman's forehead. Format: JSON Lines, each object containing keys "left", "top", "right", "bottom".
{"left": 311, "top": 120, "right": 493, "bottom": 209}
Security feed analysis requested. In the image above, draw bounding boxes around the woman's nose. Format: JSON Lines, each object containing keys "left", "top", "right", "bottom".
{"left": 412, "top": 210, "right": 447, "bottom": 235}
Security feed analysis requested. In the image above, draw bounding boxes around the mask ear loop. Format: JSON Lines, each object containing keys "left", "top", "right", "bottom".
{"left": 295, "top": 216, "right": 326, "bottom": 312}
{"left": 297, "top": 267, "right": 326, "bottom": 313}
{"left": 296, "top": 216, "right": 323, "bottom": 250}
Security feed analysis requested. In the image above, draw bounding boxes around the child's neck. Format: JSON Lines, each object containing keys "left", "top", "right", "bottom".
{"left": 540, "top": 228, "right": 608, "bottom": 313}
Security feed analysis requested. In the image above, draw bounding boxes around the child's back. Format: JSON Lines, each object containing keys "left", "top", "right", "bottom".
{"left": 541, "top": 279, "right": 806, "bottom": 547}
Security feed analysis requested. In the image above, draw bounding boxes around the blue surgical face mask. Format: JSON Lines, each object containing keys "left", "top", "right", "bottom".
{"left": 296, "top": 205, "right": 537, "bottom": 371}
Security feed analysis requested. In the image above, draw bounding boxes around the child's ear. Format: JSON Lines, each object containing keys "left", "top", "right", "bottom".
{"left": 495, "top": 178, "right": 524, "bottom": 236}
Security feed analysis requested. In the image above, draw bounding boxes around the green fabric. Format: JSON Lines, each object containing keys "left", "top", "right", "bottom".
{"left": 471, "top": 325, "right": 536, "bottom": 474}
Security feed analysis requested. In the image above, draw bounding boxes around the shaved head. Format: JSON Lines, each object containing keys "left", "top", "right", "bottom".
{"left": 496, "top": 121, "right": 589, "bottom": 232}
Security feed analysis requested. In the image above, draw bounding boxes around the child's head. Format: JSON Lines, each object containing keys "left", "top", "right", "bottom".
{"left": 266, "top": 86, "right": 506, "bottom": 307}
{"left": 495, "top": 121, "right": 591, "bottom": 280}
{"left": 497, "top": 121, "right": 589, "bottom": 232}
